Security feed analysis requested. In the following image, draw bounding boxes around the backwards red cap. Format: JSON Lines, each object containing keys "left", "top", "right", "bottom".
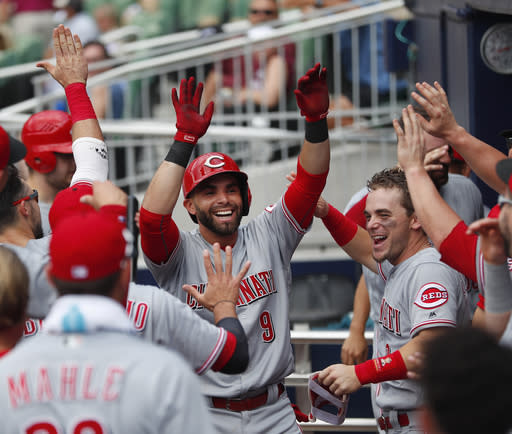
{"left": 49, "top": 211, "right": 132, "bottom": 281}
{"left": 49, "top": 183, "right": 93, "bottom": 232}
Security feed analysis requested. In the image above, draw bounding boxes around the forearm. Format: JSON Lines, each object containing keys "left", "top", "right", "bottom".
{"left": 447, "top": 127, "right": 507, "bottom": 194}
{"left": 65, "top": 83, "right": 104, "bottom": 141}
{"left": 298, "top": 118, "right": 330, "bottom": 175}
{"left": 483, "top": 261, "right": 512, "bottom": 314}
{"left": 322, "top": 204, "right": 376, "bottom": 272}
{"left": 349, "top": 275, "right": 370, "bottom": 334}
{"left": 213, "top": 318, "right": 249, "bottom": 374}
{"left": 142, "top": 160, "right": 186, "bottom": 215}
{"left": 439, "top": 221, "right": 478, "bottom": 282}
{"left": 404, "top": 166, "right": 462, "bottom": 248}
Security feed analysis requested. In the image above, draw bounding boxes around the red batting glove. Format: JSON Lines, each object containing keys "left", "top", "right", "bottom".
{"left": 294, "top": 63, "right": 329, "bottom": 122}
{"left": 171, "top": 77, "right": 214, "bottom": 144}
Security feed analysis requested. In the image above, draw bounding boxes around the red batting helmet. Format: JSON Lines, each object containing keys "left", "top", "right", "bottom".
{"left": 182, "top": 152, "right": 251, "bottom": 223}
{"left": 22, "top": 111, "right": 73, "bottom": 174}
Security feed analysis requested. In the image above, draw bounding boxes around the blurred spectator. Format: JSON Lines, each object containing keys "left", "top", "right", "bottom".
{"left": 202, "top": 0, "right": 294, "bottom": 122}
{"left": 52, "top": 0, "right": 99, "bottom": 45}
{"left": 0, "top": 0, "right": 54, "bottom": 47}
{"left": 121, "top": 0, "right": 170, "bottom": 38}
{"left": 92, "top": 2, "right": 118, "bottom": 34}
{"left": 83, "top": 40, "right": 125, "bottom": 119}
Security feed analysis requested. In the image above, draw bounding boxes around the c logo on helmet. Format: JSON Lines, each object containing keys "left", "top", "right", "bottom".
{"left": 204, "top": 155, "right": 225, "bottom": 169}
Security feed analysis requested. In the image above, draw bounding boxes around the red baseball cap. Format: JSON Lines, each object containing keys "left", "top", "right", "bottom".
{"left": 48, "top": 183, "right": 93, "bottom": 232}
{"left": 49, "top": 211, "right": 133, "bottom": 281}
{"left": 0, "top": 126, "right": 26, "bottom": 170}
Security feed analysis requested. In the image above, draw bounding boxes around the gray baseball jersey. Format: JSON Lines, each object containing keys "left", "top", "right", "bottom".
{"left": 144, "top": 197, "right": 304, "bottom": 433}
{"left": 0, "top": 295, "right": 215, "bottom": 434}
{"left": 1, "top": 237, "right": 56, "bottom": 319}
{"left": 373, "top": 247, "right": 470, "bottom": 412}
{"left": 145, "top": 198, "right": 302, "bottom": 397}
{"left": 39, "top": 200, "right": 51, "bottom": 236}
{"left": 126, "top": 283, "right": 230, "bottom": 374}
{"left": 21, "top": 280, "right": 234, "bottom": 375}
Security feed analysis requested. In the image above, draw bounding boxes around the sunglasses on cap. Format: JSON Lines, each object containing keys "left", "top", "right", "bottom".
{"left": 11, "top": 189, "right": 38, "bottom": 207}
{"left": 249, "top": 9, "right": 276, "bottom": 15}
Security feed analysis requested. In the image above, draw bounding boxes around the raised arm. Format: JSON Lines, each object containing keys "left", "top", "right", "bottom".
{"left": 281, "top": 63, "right": 331, "bottom": 229}
{"left": 37, "top": 25, "right": 103, "bottom": 142}
{"left": 412, "top": 82, "right": 507, "bottom": 194}
{"left": 396, "top": 105, "right": 462, "bottom": 249}
{"left": 37, "top": 25, "right": 108, "bottom": 186}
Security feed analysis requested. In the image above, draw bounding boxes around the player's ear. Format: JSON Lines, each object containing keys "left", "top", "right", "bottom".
{"left": 409, "top": 213, "right": 422, "bottom": 231}
{"left": 183, "top": 198, "right": 197, "bottom": 217}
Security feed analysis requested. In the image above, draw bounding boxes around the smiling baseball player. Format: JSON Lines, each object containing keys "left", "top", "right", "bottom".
{"left": 139, "top": 64, "right": 331, "bottom": 433}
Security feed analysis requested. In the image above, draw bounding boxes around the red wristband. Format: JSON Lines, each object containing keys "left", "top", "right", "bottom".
{"left": 354, "top": 351, "right": 407, "bottom": 385}
{"left": 174, "top": 131, "right": 198, "bottom": 145}
{"left": 65, "top": 82, "right": 97, "bottom": 124}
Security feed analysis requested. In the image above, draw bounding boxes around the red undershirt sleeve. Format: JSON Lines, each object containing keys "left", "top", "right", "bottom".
{"left": 439, "top": 220, "right": 478, "bottom": 282}
{"left": 139, "top": 206, "right": 180, "bottom": 264}
{"left": 322, "top": 204, "right": 358, "bottom": 246}
{"left": 283, "top": 159, "right": 328, "bottom": 229}
{"left": 345, "top": 194, "right": 368, "bottom": 228}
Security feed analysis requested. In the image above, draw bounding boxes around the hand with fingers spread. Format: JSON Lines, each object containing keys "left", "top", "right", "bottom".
{"left": 172, "top": 77, "right": 214, "bottom": 144}
{"left": 395, "top": 105, "right": 427, "bottom": 173}
{"left": 182, "top": 243, "right": 251, "bottom": 314}
{"left": 294, "top": 63, "right": 329, "bottom": 122}
{"left": 411, "top": 81, "right": 461, "bottom": 140}
{"left": 467, "top": 217, "right": 507, "bottom": 265}
{"left": 37, "top": 24, "right": 88, "bottom": 88}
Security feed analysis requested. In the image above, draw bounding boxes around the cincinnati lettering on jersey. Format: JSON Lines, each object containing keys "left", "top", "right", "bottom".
{"left": 378, "top": 298, "right": 401, "bottom": 336}
{"left": 186, "top": 270, "right": 276, "bottom": 309}
{"left": 7, "top": 365, "right": 125, "bottom": 409}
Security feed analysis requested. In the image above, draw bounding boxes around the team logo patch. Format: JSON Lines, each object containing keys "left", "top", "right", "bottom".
{"left": 414, "top": 283, "right": 449, "bottom": 309}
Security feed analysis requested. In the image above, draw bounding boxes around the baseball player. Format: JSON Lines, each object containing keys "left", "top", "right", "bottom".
{"left": 22, "top": 110, "right": 77, "bottom": 235}
{"left": 459, "top": 156, "right": 512, "bottom": 347}
{"left": 0, "top": 209, "right": 216, "bottom": 434}
{"left": 0, "top": 246, "right": 29, "bottom": 358}
{"left": 313, "top": 164, "right": 470, "bottom": 432}
{"left": 0, "top": 125, "right": 26, "bottom": 191}
{"left": 139, "top": 64, "right": 331, "bottom": 433}
{"left": 395, "top": 83, "right": 512, "bottom": 335}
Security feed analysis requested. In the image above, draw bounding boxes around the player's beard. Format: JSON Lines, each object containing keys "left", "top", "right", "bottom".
{"left": 195, "top": 205, "right": 243, "bottom": 236}
{"left": 429, "top": 163, "right": 449, "bottom": 189}
{"left": 32, "top": 221, "right": 44, "bottom": 239}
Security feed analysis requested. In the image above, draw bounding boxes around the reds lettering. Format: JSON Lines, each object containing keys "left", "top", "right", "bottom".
{"left": 186, "top": 270, "right": 276, "bottom": 309}
{"left": 7, "top": 365, "right": 125, "bottom": 409}
{"left": 378, "top": 298, "right": 401, "bottom": 336}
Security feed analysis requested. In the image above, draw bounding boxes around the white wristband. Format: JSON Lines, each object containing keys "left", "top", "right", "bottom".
{"left": 70, "top": 137, "right": 109, "bottom": 185}
{"left": 483, "top": 260, "right": 512, "bottom": 313}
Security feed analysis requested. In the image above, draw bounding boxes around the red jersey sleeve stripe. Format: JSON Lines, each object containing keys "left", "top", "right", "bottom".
{"left": 410, "top": 319, "right": 457, "bottom": 336}
{"left": 195, "top": 328, "right": 228, "bottom": 375}
{"left": 211, "top": 329, "right": 237, "bottom": 372}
